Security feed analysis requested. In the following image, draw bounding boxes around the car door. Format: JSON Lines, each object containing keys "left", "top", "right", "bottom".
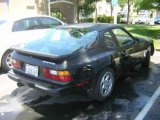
{"left": 100, "top": 29, "right": 123, "bottom": 71}
{"left": 111, "top": 28, "right": 143, "bottom": 70}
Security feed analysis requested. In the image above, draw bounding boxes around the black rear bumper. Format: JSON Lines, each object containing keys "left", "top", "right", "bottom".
{"left": 8, "top": 70, "right": 77, "bottom": 97}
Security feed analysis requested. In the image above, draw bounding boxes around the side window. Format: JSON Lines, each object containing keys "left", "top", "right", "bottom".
{"left": 40, "top": 17, "right": 62, "bottom": 28}
{"left": 112, "top": 28, "right": 133, "bottom": 47}
{"left": 103, "top": 31, "right": 115, "bottom": 49}
{"left": 27, "top": 18, "right": 40, "bottom": 29}
{"left": 12, "top": 19, "right": 29, "bottom": 32}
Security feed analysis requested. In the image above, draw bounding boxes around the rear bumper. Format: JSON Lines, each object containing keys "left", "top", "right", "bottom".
{"left": 8, "top": 70, "right": 77, "bottom": 97}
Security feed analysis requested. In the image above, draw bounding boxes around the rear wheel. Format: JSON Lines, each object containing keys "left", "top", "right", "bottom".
{"left": 87, "top": 67, "right": 115, "bottom": 101}
{"left": 2, "top": 50, "right": 13, "bottom": 72}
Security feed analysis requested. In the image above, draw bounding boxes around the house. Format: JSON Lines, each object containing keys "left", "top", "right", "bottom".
{"left": 0, "top": 0, "right": 77, "bottom": 23}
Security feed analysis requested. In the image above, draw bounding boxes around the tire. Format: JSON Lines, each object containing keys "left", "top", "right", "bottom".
{"left": 87, "top": 67, "right": 115, "bottom": 101}
{"left": 1, "top": 50, "right": 13, "bottom": 72}
{"left": 17, "top": 82, "right": 24, "bottom": 87}
{"left": 142, "top": 48, "right": 151, "bottom": 68}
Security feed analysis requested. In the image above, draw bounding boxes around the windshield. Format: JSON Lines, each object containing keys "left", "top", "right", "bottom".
{"left": 22, "top": 28, "right": 98, "bottom": 56}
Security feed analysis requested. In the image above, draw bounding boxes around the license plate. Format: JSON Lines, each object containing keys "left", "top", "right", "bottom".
{"left": 25, "top": 64, "right": 38, "bottom": 77}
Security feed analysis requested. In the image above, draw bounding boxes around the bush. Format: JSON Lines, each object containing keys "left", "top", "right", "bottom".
{"left": 97, "top": 15, "right": 113, "bottom": 23}
{"left": 51, "top": 12, "right": 66, "bottom": 22}
{"left": 118, "top": 14, "right": 125, "bottom": 23}
{"left": 80, "top": 18, "right": 94, "bottom": 22}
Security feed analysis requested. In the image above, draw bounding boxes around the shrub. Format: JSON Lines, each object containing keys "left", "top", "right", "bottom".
{"left": 80, "top": 18, "right": 94, "bottom": 22}
{"left": 118, "top": 14, "right": 125, "bottom": 23}
{"left": 97, "top": 15, "right": 113, "bottom": 23}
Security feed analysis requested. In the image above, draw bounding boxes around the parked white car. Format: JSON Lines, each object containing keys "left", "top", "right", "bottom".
{"left": 0, "top": 15, "right": 65, "bottom": 71}
{"left": 132, "top": 16, "right": 151, "bottom": 24}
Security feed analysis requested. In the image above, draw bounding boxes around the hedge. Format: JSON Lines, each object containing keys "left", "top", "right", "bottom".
{"left": 97, "top": 15, "right": 114, "bottom": 23}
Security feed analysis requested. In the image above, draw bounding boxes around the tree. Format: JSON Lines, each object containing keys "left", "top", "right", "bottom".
{"left": 79, "top": 0, "right": 100, "bottom": 22}
{"left": 75, "top": 0, "right": 80, "bottom": 23}
{"left": 119, "top": 0, "right": 135, "bottom": 24}
{"left": 106, "top": 0, "right": 113, "bottom": 17}
{"left": 135, "top": 0, "right": 160, "bottom": 10}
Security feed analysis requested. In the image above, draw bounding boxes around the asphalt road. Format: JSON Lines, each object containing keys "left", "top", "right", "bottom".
{"left": 0, "top": 52, "right": 160, "bottom": 120}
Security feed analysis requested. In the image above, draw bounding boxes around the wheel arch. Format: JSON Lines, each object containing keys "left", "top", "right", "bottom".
{"left": 95, "top": 55, "right": 116, "bottom": 81}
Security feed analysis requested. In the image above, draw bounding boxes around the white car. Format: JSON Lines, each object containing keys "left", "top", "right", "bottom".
{"left": 132, "top": 16, "right": 151, "bottom": 24}
{"left": 0, "top": 15, "right": 65, "bottom": 72}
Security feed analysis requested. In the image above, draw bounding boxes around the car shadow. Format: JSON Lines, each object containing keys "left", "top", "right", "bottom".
{"left": 0, "top": 68, "right": 6, "bottom": 75}
{"left": 9, "top": 76, "right": 139, "bottom": 120}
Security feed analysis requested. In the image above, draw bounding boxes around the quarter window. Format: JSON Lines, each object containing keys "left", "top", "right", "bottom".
{"left": 112, "top": 29, "right": 133, "bottom": 46}
{"left": 103, "top": 31, "right": 115, "bottom": 48}
{"left": 12, "top": 19, "right": 29, "bottom": 32}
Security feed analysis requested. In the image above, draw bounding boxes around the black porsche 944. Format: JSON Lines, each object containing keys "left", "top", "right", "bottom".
{"left": 8, "top": 23, "right": 154, "bottom": 101}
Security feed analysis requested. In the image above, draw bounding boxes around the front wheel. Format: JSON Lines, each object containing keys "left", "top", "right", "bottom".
{"left": 87, "top": 67, "right": 115, "bottom": 101}
{"left": 142, "top": 48, "right": 151, "bottom": 68}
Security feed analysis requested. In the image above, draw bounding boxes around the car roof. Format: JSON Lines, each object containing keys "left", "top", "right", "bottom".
{"left": 57, "top": 23, "right": 120, "bottom": 31}
{"left": 3, "top": 15, "right": 65, "bottom": 24}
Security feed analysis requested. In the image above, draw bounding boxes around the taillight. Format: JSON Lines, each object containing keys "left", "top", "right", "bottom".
{"left": 12, "top": 59, "right": 22, "bottom": 69}
{"left": 43, "top": 68, "right": 72, "bottom": 82}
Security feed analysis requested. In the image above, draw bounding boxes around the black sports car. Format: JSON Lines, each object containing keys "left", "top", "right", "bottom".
{"left": 8, "top": 23, "right": 154, "bottom": 101}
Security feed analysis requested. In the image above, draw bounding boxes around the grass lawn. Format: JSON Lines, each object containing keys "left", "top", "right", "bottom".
{"left": 122, "top": 24, "right": 160, "bottom": 49}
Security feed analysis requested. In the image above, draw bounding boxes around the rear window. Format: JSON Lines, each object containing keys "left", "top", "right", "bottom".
{"left": 22, "top": 28, "right": 98, "bottom": 56}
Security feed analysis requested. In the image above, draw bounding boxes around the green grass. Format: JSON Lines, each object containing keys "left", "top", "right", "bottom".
{"left": 122, "top": 24, "right": 160, "bottom": 49}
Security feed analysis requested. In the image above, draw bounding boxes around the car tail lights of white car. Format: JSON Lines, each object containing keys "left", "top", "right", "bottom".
{"left": 12, "top": 59, "right": 22, "bottom": 69}
{"left": 43, "top": 68, "right": 72, "bottom": 82}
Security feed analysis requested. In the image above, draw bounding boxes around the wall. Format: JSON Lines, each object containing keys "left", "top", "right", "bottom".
{"left": 0, "top": 0, "right": 48, "bottom": 18}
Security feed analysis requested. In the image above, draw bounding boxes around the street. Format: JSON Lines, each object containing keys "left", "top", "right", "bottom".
{"left": 0, "top": 52, "right": 160, "bottom": 120}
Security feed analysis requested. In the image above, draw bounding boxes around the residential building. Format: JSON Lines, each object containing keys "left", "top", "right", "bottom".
{"left": 0, "top": 0, "right": 77, "bottom": 23}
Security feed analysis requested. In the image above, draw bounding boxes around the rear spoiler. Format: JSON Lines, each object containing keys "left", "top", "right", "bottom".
{"left": 11, "top": 47, "right": 72, "bottom": 61}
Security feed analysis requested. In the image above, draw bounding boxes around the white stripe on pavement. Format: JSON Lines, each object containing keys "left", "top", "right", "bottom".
{"left": 135, "top": 86, "right": 160, "bottom": 120}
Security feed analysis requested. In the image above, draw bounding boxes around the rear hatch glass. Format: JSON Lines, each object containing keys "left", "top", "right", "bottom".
{"left": 19, "top": 28, "right": 98, "bottom": 56}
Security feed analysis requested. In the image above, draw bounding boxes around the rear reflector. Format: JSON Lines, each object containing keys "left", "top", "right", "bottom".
{"left": 12, "top": 59, "right": 22, "bottom": 69}
{"left": 76, "top": 80, "right": 90, "bottom": 87}
{"left": 43, "top": 68, "right": 72, "bottom": 82}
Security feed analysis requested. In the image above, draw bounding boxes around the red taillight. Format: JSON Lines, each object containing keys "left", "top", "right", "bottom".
{"left": 43, "top": 68, "right": 72, "bottom": 82}
{"left": 12, "top": 59, "right": 22, "bottom": 69}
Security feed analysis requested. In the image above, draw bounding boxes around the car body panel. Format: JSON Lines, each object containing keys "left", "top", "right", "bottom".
{"left": 133, "top": 16, "right": 151, "bottom": 24}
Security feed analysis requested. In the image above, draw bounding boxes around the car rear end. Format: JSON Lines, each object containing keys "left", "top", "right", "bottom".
{"left": 8, "top": 50, "right": 77, "bottom": 96}
{"left": 8, "top": 26, "right": 99, "bottom": 97}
